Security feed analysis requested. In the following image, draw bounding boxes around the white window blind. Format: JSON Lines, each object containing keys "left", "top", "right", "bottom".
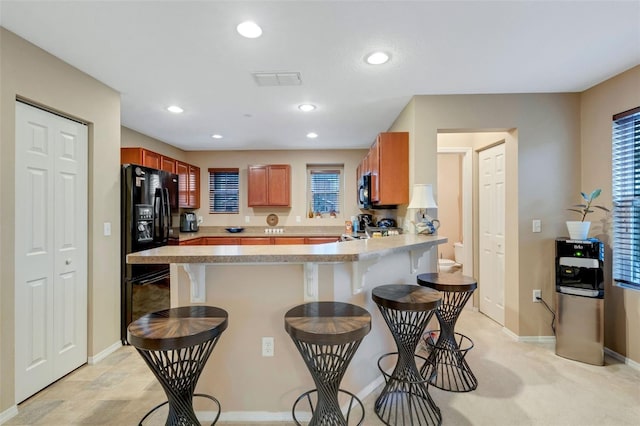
{"left": 208, "top": 168, "right": 239, "bottom": 213}
{"left": 612, "top": 106, "right": 640, "bottom": 289}
{"left": 307, "top": 165, "right": 343, "bottom": 216}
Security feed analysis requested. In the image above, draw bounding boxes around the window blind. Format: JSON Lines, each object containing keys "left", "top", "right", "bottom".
{"left": 208, "top": 168, "right": 239, "bottom": 213}
{"left": 307, "top": 166, "right": 343, "bottom": 215}
{"left": 612, "top": 107, "right": 640, "bottom": 289}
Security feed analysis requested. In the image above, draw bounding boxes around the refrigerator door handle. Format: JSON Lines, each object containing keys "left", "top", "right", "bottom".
{"left": 153, "top": 187, "right": 164, "bottom": 243}
{"left": 163, "top": 187, "right": 171, "bottom": 239}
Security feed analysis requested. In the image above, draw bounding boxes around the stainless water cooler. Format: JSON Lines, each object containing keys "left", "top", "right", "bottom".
{"left": 555, "top": 238, "right": 604, "bottom": 366}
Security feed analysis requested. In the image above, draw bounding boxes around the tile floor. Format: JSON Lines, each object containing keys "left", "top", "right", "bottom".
{"left": 5, "top": 309, "right": 640, "bottom": 425}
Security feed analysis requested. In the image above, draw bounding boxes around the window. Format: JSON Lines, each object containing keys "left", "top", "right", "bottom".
{"left": 208, "top": 168, "right": 239, "bottom": 213}
{"left": 307, "top": 165, "right": 343, "bottom": 216}
{"left": 612, "top": 106, "right": 640, "bottom": 290}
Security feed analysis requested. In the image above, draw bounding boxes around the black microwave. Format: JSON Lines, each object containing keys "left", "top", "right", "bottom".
{"left": 358, "top": 174, "right": 372, "bottom": 209}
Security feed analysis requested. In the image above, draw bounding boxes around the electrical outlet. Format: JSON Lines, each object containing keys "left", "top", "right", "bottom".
{"left": 262, "top": 337, "right": 274, "bottom": 357}
{"left": 533, "top": 289, "right": 541, "bottom": 302}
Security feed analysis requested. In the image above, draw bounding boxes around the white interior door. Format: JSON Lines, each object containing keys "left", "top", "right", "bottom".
{"left": 15, "top": 102, "right": 88, "bottom": 402}
{"left": 479, "top": 143, "right": 506, "bottom": 325}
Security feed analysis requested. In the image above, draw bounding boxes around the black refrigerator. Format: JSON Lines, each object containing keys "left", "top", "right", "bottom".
{"left": 121, "top": 164, "right": 179, "bottom": 343}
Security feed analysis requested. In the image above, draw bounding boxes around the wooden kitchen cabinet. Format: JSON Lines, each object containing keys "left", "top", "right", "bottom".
{"left": 240, "top": 237, "right": 272, "bottom": 245}
{"left": 121, "top": 147, "right": 200, "bottom": 209}
{"left": 274, "top": 237, "right": 306, "bottom": 245}
{"left": 121, "top": 147, "right": 161, "bottom": 169}
{"left": 161, "top": 156, "right": 176, "bottom": 173}
{"left": 248, "top": 164, "right": 291, "bottom": 207}
{"left": 177, "top": 161, "right": 200, "bottom": 209}
{"left": 204, "top": 237, "right": 239, "bottom": 245}
{"left": 179, "top": 237, "right": 203, "bottom": 245}
{"left": 359, "top": 132, "right": 408, "bottom": 207}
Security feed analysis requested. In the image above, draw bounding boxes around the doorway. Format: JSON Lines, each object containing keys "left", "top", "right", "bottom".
{"left": 14, "top": 101, "right": 88, "bottom": 402}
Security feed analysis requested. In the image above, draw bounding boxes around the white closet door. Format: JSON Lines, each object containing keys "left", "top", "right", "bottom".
{"left": 479, "top": 143, "right": 506, "bottom": 325}
{"left": 15, "top": 102, "right": 88, "bottom": 402}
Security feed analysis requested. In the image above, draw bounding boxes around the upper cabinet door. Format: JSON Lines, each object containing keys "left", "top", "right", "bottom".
{"left": 161, "top": 156, "right": 176, "bottom": 173}
{"left": 248, "top": 165, "right": 269, "bottom": 206}
{"left": 188, "top": 165, "right": 200, "bottom": 209}
{"left": 267, "top": 165, "right": 290, "bottom": 206}
{"left": 248, "top": 164, "right": 290, "bottom": 207}
{"left": 177, "top": 161, "right": 189, "bottom": 207}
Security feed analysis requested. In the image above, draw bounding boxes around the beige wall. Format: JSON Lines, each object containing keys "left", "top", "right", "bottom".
{"left": 391, "top": 93, "right": 581, "bottom": 337}
{"left": 121, "top": 126, "right": 187, "bottom": 162}
{"left": 437, "top": 153, "right": 462, "bottom": 260}
{"left": 0, "top": 28, "right": 121, "bottom": 411}
{"left": 581, "top": 65, "right": 640, "bottom": 362}
{"left": 181, "top": 149, "right": 367, "bottom": 228}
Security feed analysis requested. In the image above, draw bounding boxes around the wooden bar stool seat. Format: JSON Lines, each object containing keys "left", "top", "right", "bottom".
{"left": 285, "top": 301, "right": 371, "bottom": 425}
{"left": 127, "top": 305, "right": 228, "bottom": 425}
{"left": 372, "top": 284, "right": 443, "bottom": 426}
{"left": 417, "top": 273, "right": 478, "bottom": 392}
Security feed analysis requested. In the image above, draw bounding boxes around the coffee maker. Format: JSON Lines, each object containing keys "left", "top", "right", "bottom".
{"left": 180, "top": 212, "right": 198, "bottom": 232}
{"left": 358, "top": 214, "right": 373, "bottom": 231}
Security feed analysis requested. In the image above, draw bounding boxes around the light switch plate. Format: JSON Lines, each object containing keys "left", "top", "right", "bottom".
{"left": 532, "top": 219, "right": 541, "bottom": 233}
{"left": 103, "top": 222, "right": 111, "bottom": 236}
{"left": 245, "top": 216, "right": 250, "bottom": 223}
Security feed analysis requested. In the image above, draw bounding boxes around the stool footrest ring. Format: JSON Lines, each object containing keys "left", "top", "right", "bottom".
{"left": 292, "top": 388, "right": 365, "bottom": 426}
{"left": 138, "top": 393, "right": 221, "bottom": 426}
{"left": 422, "top": 330, "right": 478, "bottom": 392}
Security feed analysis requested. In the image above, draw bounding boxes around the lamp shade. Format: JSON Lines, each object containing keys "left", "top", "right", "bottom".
{"left": 407, "top": 184, "right": 437, "bottom": 209}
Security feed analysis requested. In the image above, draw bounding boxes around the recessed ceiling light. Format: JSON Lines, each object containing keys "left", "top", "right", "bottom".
{"left": 307, "top": 132, "right": 318, "bottom": 139}
{"left": 167, "top": 105, "right": 184, "bottom": 113}
{"left": 237, "top": 21, "right": 262, "bottom": 38}
{"left": 211, "top": 134, "right": 223, "bottom": 139}
{"left": 365, "top": 51, "right": 390, "bottom": 65}
{"left": 298, "top": 104, "right": 316, "bottom": 112}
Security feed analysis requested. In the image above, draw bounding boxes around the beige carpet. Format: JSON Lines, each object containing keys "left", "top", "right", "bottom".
{"left": 5, "top": 309, "right": 639, "bottom": 425}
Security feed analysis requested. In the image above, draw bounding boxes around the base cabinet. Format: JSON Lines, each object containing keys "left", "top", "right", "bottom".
{"left": 179, "top": 236, "right": 339, "bottom": 245}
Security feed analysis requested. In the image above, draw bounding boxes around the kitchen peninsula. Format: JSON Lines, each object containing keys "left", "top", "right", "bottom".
{"left": 127, "top": 234, "right": 445, "bottom": 422}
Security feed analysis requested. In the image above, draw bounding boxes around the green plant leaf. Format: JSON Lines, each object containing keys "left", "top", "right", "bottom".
{"left": 581, "top": 192, "right": 589, "bottom": 201}
{"left": 590, "top": 189, "right": 601, "bottom": 200}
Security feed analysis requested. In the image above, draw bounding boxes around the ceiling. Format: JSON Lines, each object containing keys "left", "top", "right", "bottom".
{"left": 2, "top": 1, "right": 639, "bottom": 151}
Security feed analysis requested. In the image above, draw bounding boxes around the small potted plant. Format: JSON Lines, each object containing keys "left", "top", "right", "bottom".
{"left": 566, "top": 188, "right": 610, "bottom": 240}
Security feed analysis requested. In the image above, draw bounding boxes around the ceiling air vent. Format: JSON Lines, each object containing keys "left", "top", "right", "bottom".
{"left": 252, "top": 71, "right": 302, "bottom": 86}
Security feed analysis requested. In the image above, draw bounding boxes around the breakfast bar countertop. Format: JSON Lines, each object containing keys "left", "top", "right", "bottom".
{"left": 129, "top": 233, "right": 446, "bottom": 264}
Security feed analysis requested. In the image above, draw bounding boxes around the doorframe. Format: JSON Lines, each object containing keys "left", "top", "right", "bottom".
{"left": 437, "top": 146, "right": 473, "bottom": 278}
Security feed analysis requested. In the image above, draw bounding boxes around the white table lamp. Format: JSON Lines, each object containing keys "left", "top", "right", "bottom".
{"left": 408, "top": 184, "right": 439, "bottom": 234}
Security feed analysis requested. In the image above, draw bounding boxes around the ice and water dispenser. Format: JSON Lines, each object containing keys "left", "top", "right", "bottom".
{"left": 555, "top": 238, "right": 604, "bottom": 365}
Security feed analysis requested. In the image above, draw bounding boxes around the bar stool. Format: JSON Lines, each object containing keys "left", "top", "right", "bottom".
{"left": 417, "top": 272, "right": 478, "bottom": 392}
{"left": 127, "top": 305, "right": 228, "bottom": 425}
{"left": 372, "top": 284, "right": 442, "bottom": 426}
{"left": 285, "top": 301, "right": 371, "bottom": 425}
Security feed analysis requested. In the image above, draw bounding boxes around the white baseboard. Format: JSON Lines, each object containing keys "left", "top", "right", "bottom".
{"left": 501, "top": 327, "right": 555, "bottom": 343}
{"left": 518, "top": 335, "right": 556, "bottom": 344}
{"left": 0, "top": 405, "right": 18, "bottom": 425}
{"left": 604, "top": 347, "right": 640, "bottom": 371}
{"left": 88, "top": 341, "right": 122, "bottom": 365}
{"left": 197, "top": 374, "right": 386, "bottom": 423}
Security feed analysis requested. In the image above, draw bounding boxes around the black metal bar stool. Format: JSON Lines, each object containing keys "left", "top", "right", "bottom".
{"left": 285, "top": 301, "right": 371, "bottom": 425}
{"left": 127, "top": 305, "right": 228, "bottom": 425}
{"left": 372, "top": 284, "right": 442, "bottom": 426}
{"left": 417, "top": 272, "right": 478, "bottom": 392}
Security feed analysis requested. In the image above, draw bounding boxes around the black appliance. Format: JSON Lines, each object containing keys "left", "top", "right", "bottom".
{"left": 180, "top": 212, "right": 198, "bottom": 232}
{"left": 357, "top": 213, "right": 373, "bottom": 230}
{"left": 121, "top": 164, "right": 179, "bottom": 344}
{"left": 358, "top": 174, "right": 372, "bottom": 209}
{"left": 555, "top": 238, "right": 605, "bottom": 365}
